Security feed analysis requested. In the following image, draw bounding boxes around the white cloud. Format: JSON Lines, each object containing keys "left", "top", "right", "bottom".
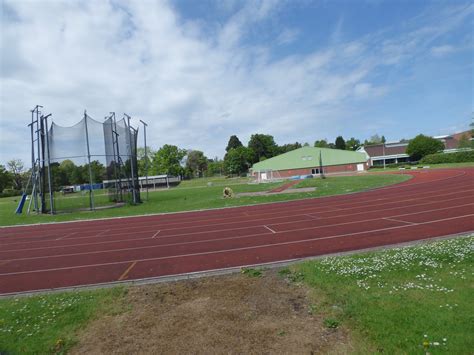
{"left": 276, "top": 28, "right": 299, "bottom": 45}
{"left": 0, "top": 1, "right": 471, "bottom": 166}
{"left": 431, "top": 45, "right": 456, "bottom": 57}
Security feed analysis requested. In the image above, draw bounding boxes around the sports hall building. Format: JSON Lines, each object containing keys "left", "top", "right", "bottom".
{"left": 250, "top": 146, "right": 368, "bottom": 180}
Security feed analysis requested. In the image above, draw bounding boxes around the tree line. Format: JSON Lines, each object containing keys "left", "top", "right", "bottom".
{"left": 2, "top": 121, "right": 472, "bottom": 194}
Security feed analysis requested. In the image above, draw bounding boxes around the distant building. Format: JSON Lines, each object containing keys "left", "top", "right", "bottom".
{"left": 357, "top": 142, "right": 410, "bottom": 167}
{"left": 358, "top": 130, "right": 472, "bottom": 166}
{"left": 250, "top": 147, "right": 368, "bottom": 180}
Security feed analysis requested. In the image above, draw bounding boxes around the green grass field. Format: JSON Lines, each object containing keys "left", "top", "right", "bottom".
{"left": 0, "top": 287, "right": 125, "bottom": 354}
{"left": 293, "top": 236, "right": 474, "bottom": 354}
{"left": 0, "top": 174, "right": 410, "bottom": 227}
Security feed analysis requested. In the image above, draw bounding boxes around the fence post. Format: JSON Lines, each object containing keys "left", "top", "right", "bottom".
{"left": 84, "top": 111, "right": 95, "bottom": 210}
{"left": 43, "top": 114, "right": 54, "bottom": 214}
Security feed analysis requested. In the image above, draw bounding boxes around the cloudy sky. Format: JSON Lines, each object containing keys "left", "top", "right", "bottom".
{"left": 0, "top": 0, "right": 472, "bottom": 165}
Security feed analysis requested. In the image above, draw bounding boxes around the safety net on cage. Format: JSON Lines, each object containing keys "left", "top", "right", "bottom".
{"left": 41, "top": 114, "right": 140, "bottom": 213}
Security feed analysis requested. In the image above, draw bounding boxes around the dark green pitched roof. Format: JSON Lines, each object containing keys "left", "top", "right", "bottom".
{"left": 251, "top": 146, "right": 367, "bottom": 171}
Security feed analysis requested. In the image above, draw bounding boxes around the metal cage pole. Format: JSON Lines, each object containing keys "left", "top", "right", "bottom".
{"left": 84, "top": 111, "right": 95, "bottom": 210}
{"left": 124, "top": 114, "right": 137, "bottom": 204}
{"left": 112, "top": 115, "right": 123, "bottom": 202}
{"left": 139, "top": 119, "right": 149, "bottom": 200}
{"left": 42, "top": 114, "right": 54, "bottom": 214}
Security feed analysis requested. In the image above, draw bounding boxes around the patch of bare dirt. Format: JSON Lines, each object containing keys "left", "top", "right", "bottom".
{"left": 71, "top": 270, "right": 351, "bottom": 354}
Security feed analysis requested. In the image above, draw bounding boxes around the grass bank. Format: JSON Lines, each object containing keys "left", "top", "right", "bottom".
{"left": 0, "top": 174, "right": 409, "bottom": 227}
{"left": 0, "top": 287, "right": 125, "bottom": 354}
{"left": 294, "top": 235, "right": 474, "bottom": 354}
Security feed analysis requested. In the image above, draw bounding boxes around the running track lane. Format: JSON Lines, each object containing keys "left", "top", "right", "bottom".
{"left": 0, "top": 168, "right": 473, "bottom": 295}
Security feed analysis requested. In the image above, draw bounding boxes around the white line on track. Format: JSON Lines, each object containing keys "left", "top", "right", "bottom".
{"left": 3, "top": 204, "right": 473, "bottom": 263}
{"left": 151, "top": 230, "right": 161, "bottom": 238}
{"left": 263, "top": 225, "right": 276, "bottom": 234}
{"left": 0, "top": 168, "right": 470, "bottom": 234}
{"left": 55, "top": 232, "right": 77, "bottom": 241}
{"left": 1, "top": 214, "right": 472, "bottom": 277}
{"left": 383, "top": 217, "right": 417, "bottom": 225}
{"left": 2, "top": 201, "right": 473, "bottom": 255}
{"left": 3, "top": 188, "right": 472, "bottom": 247}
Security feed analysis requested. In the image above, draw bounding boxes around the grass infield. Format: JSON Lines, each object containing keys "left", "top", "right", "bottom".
{"left": 294, "top": 235, "right": 474, "bottom": 354}
{"left": 0, "top": 173, "right": 409, "bottom": 227}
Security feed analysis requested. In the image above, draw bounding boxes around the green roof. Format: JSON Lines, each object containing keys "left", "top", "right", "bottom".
{"left": 251, "top": 146, "right": 367, "bottom": 171}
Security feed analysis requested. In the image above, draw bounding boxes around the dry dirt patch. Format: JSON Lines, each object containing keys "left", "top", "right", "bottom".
{"left": 71, "top": 270, "right": 350, "bottom": 354}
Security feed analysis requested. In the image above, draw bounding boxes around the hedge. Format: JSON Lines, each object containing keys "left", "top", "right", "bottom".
{"left": 419, "top": 150, "right": 474, "bottom": 164}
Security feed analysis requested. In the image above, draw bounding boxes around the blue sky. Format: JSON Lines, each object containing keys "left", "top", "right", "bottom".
{"left": 0, "top": 0, "right": 472, "bottom": 165}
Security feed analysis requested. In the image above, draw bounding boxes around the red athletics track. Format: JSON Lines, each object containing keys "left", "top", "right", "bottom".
{"left": 0, "top": 168, "right": 473, "bottom": 295}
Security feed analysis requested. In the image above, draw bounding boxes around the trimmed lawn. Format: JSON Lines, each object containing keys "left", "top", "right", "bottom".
{"left": 0, "top": 174, "right": 410, "bottom": 226}
{"left": 0, "top": 287, "right": 125, "bottom": 354}
{"left": 294, "top": 236, "right": 474, "bottom": 354}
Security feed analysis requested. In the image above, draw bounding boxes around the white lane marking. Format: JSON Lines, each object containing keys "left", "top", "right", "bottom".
{"left": 0, "top": 168, "right": 467, "bottom": 234}
{"left": 1, "top": 174, "right": 471, "bottom": 239}
{"left": 264, "top": 225, "right": 276, "bottom": 234}
{"left": 151, "top": 230, "right": 161, "bottom": 239}
{"left": 55, "top": 232, "right": 77, "bottom": 241}
{"left": 94, "top": 229, "right": 110, "bottom": 237}
{"left": 3, "top": 202, "right": 473, "bottom": 256}
{"left": 383, "top": 217, "right": 417, "bottom": 225}
{"left": 2, "top": 189, "right": 472, "bottom": 247}
{"left": 1, "top": 214, "right": 472, "bottom": 277}
{"left": 305, "top": 214, "right": 319, "bottom": 220}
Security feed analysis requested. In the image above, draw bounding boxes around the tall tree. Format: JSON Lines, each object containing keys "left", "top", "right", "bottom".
{"left": 366, "top": 134, "right": 382, "bottom": 145}
{"left": 335, "top": 136, "right": 346, "bottom": 150}
{"left": 381, "top": 135, "right": 386, "bottom": 143}
{"left": 278, "top": 142, "right": 302, "bottom": 154}
{"left": 185, "top": 150, "right": 208, "bottom": 177}
{"left": 224, "top": 147, "right": 252, "bottom": 176}
{"left": 7, "top": 159, "right": 25, "bottom": 190}
{"left": 152, "top": 144, "right": 187, "bottom": 176}
{"left": 0, "top": 165, "right": 13, "bottom": 193}
{"left": 314, "top": 139, "right": 329, "bottom": 148}
{"left": 345, "top": 137, "right": 361, "bottom": 151}
{"left": 248, "top": 134, "right": 278, "bottom": 163}
{"left": 225, "top": 135, "right": 243, "bottom": 152}
{"left": 406, "top": 134, "right": 444, "bottom": 161}
{"left": 137, "top": 146, "right": 155, "bottom": 177}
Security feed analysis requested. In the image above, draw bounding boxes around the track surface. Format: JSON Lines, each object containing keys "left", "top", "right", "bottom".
{"left": 1, "top": 168, "right": 473, "bottom": 295}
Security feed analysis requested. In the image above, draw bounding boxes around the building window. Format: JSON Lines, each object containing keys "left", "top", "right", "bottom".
{"left": 311, "top": 168, "right": 320, "bottom": 174}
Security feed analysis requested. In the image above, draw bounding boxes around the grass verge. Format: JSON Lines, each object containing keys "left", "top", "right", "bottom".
{"left": 0, "top": 174, "right": 410, "bottom": 227}
{"left": 0, "top": 287, "right": 126, "bottom": 354}
{"left": 295, "top": 235, "right": 474, "bottom": 354}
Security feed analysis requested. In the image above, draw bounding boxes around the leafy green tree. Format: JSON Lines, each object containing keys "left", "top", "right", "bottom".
{"left": 406, "top": 134, "right": 445, "bottom": 161}
{"left": 206, "top": 159, "right": 224, "bottom": 177}
{"left": 335, "top": 136, "right": 346, "bottom": 150}
{"left": 314, "top": 139, "right": 329, "bottom": 148}
{"left": 278, "top": 142, "right": 302, "bottom": 154}
{"left": 226, "top": 135, "right": 243, "bottom": 152}
{"left": 152, "top": 144, "right": 186, "bottom": 176}
{"left": 381, "top": 135, "right": 386, "bottom": 143}
{"left": 345, "top": 137, "right": 361, "bottom": 151}
{"left": 248, "top": 134, "right": 278, "bottom": 163}
{"left": 185, "top": 150, "right": 208, "bottom": 177}
{"left": 224, "top": 147, "right": 252, "bottom": 176}
{"left": 0, "top": 165, "right": 13, "bottom": 193}
{"left": 137, "top": 146, "right": 155, "bottom": 177}
{"left": 7, "top": 159, "right": 25, "bottom": 190}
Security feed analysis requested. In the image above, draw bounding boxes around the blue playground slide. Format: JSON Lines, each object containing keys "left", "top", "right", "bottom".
{"left": 15, "top": 193, "right": 28, "bottom": 214}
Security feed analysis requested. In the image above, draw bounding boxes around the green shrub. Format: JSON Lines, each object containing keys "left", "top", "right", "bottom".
{"left": 420, "top": 150, "right": 474, "bottom": 164}
{"left": 0, "top": 189, "right": 22, "bottom": 198}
